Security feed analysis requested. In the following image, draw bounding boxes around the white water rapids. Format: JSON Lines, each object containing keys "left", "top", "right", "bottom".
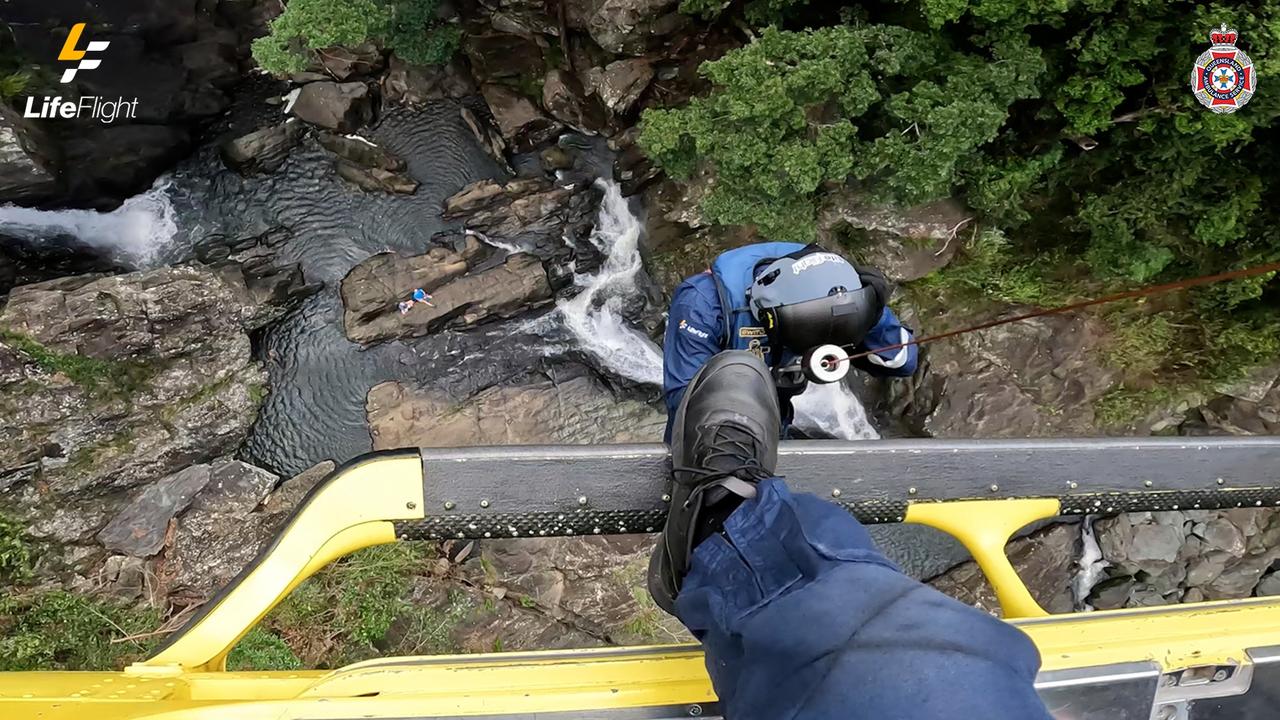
{"left": 5, "top": 172, "right": 880, "bottom": 441}
{"left": 0, "top": 178, "right": 178, "bottom": 267}
{"left": 559, "top": 179, "right": 880, "bottom": 441}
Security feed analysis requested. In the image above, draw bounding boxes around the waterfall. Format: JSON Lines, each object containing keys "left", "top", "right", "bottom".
{"left": 0, "top": 178, "right": 178, "bottom": 267}
{"left": 557, "top": 179, "right": 664, "bottom": 386}
{"left": 792, "top": 382, "right": 882, "bottom": 440}
{"left": 558, "top": 179, "right": 879, "bottom": 441}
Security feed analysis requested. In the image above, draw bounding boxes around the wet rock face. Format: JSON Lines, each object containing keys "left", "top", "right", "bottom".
{"left": 0, "top": 112, "right": 57, "bottom": 204}
{"left": 0, "top": 264, "right": 303, "bottom": 582}
{"left": 0, "top": 231, "right": 128, "bottom": 296}
{"left": 220, "top": 120, "right": 307, "bottom": 175}
{"left": 895, "top": 309, "right": 1118, "bottom": 438}
{"left": 1091, "top": 509, "right": 1280, "bottom": 608}
{"left": 442, "top": 177, "right": 600, "bottom": 248}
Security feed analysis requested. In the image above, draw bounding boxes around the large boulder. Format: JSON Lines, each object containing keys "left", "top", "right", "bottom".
{"left": 442, "top": 177, "right": 591, "bottom": 245}
{"left": 382, "top": 55, "right": 478, "bottom": 105}
{"left": 587, "top": 0, "right": 687, "bottom": 55}
{"left": 165, "top": 460, "right": 335, "bottom": 600}
{"left": 1, "top": 263, "right": 306, "bottom": 583}
{"left": 591, "top": 58, "right": 654, "bottom": 116}
{"left": 220, "top": 120, "right": 306, "bottom": 175}
{"left": 367, "top": 371, "right": 665, "bottom": 449}
{"left": 818, "top": 192, "right": 969, "bottom": 282}
{"left": 463, "top": 33, "right": 545, "bottom": 83}
{"left": 317, "top": 132, "right": 418, "bottom": 194}
{"left": 341, "top": 249, "right": 553, "bottom": 344}
{"left": 290, "top": 81, "right": 375, "bottom": 133}
{"left": 480, "top": 84, "right": 564, "bottom": 153}
{"left": 542, "top": 69, "right": 607, "bottom": 134}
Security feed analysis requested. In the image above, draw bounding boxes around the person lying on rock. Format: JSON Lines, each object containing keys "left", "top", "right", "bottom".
{"left": 649, "top": 351, "right": 1051, "bottom": 720}
{"left": 662, "top": 243, "right": 916, "bottom": 441}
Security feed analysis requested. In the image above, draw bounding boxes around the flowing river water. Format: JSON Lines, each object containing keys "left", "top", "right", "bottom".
{"left": 0, "top": 102, "right": 879, "bottom": 477}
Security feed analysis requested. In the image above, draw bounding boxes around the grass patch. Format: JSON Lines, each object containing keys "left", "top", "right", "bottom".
{"left": 233, "top": 543, "right": 472, "bottom": 669}
{"left": 1092, "top": 385, "right": 1188, "bottom": 427}
{"left": 0, "top": 330, "right": 154, "bottom": 397}
{"left": 227, "top": 627, "right": 302, "bottom": 671}
{"left": 0, "top": 591, "right": 161, "bottom": 671}
{"left": 1098, "top": 312, "right": 1180, "bottom": 376}
{"left": 909, "top": 229, "right": 1078, "bottom": 310}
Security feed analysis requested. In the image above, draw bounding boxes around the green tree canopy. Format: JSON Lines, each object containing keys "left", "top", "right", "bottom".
{"left": 252, "top": 0, "right": 459, "bottom": 76}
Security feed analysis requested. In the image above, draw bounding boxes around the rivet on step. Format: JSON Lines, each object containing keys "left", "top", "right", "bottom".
{"left": 578, "top": 496, "right": 589, "bottom": 506}
{"left": 444, "top": 501, "right": 456, "bottom": 511}
{"left": 480, "top": 499, "right": 490, "bottom": 508}
{"left": 831, "top": 489, "right": 842, "bottom": 498}
{"left": 406, "top": 501, "right": 417, "bottom": 510}
{"left": 1218, "top": 478, "right": 1226, "bottom": 485}
{"left": 661, "top": 494, "right": 671, "bottom": 503}
{"left": 907, "top": 487, "right": 917, "bottom": 495}
{"left": 989, "top": 484, "right": 999, "bottom": 492}
{"left": 1213, "top": 669, "right": 1229, "bottom": 682}
{"left": 1068, "top": 481, "right": 1078, "bottom": 489}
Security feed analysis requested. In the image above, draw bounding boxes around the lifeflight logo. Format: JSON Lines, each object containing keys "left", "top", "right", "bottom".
{"left": 58, "top": 23, "right": 110, "bottom": 83}
{"left": 21, "top": 23, "right": 139, "bottom": 123}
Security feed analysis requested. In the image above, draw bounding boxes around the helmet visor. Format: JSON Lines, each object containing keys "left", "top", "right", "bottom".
{"left": 769, "top": 285, "right": 882, "bottom": 353}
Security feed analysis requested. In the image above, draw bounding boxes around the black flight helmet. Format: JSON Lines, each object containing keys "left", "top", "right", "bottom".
{"left": 748, "top": 247, "right": 884, "bottom": 355}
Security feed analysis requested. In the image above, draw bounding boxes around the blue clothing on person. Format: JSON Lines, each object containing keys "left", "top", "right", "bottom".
{"left": 678, "top": 477, "right": 1052, "bottom": 720}
{"left": 662, "top": 246, "right": 918, "bottom": 441}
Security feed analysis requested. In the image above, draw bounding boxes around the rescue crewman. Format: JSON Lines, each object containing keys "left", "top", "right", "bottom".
{"left": 662, "top": 242, "right": 917, "bottom": 440}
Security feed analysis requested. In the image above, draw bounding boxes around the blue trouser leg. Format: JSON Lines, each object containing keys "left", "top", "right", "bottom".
{"left": 676, "top": 478, "right": 1053, "bottom": 720}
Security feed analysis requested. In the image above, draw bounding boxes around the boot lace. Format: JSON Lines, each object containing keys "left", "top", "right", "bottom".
{"left": 672, "top": 421, "right": 773, "bottom": 509}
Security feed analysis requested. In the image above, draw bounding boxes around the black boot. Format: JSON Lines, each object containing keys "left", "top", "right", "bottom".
{"left": 648, "top": 350, "right": 781, "bottom": 615}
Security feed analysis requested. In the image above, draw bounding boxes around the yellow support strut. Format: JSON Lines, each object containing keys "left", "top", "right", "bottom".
{"left": 906, "top": 498, "right": 1062, "bottom": 618}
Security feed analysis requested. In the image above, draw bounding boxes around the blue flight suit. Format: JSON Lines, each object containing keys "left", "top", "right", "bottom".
{"left": 662, "top": 243, "right": 918, "bottom": 441}
{"left": 679, "top": 478, "right": 1053, "bottom": 720}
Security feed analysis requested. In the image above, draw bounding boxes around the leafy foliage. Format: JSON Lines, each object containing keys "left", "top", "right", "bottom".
{"left": 252, "top": 0, "right": 458, "bottom": 76}
{"left": 0, "top": 514, "right": 31, "bottom": 584}
{"left": 644, "top": 1, "right": 1280, "bottom": 384}
{"left": 640, "top": 26, "right": 1043, "bottom": 240}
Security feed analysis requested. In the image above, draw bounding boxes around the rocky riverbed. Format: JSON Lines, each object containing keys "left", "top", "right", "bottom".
{"left": 2, "top": 0, "right": 1280, "bottom": 669}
